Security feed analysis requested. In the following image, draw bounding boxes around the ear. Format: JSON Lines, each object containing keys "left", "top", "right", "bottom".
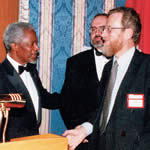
{"left": 124, "top": 28, "right": 134, "bottom": 40}
{"left": 10, "top": 43, "right": 18, "bottom": 51}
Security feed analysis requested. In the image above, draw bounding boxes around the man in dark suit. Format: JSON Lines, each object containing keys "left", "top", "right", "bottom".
{"left": 63, "top": 7, "right": 150, "bottom": 150}
{"left": 60, "top": 13, "right": 109, "bottom": 150}
{"left": 0, "top": 22, "right": 61, "bottom": 141}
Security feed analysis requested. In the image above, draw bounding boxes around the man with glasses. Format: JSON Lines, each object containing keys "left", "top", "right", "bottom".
{"left": 60, "top": 13, "right": 110, "bottom": 150}
{"left": 63, "top": 7, "right": 150, "bottom": 150}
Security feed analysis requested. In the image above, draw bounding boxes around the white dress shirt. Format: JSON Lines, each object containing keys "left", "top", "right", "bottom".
{"left": 94, "top": 49, "right": 110, "bottom": 81}
{"left": 7, "top": 55, "right": 39, "bottom": 119}
{"left": 82, "top": 47, "right": 136, "bottom": 135}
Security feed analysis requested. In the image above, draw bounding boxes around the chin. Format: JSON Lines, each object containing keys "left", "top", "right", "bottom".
{"left": 103, "top": 46, "right": 113, "bottom": 57}
{"left": 29, "top": 60, "right": 37, "bottom": 64}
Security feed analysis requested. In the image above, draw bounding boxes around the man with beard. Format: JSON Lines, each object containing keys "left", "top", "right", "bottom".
{"left": 0, "top": 22, "right": 61, "bottom": 141}
{"left": 60, "top": 13, "right": 109, "bottom": 150}
{"left": 63, "top": 7, "right": 150, "bottom": 150}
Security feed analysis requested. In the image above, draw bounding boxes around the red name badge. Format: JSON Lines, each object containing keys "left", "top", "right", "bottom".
{"left": 127, "top": 94, "right": 144, "bottom": 108}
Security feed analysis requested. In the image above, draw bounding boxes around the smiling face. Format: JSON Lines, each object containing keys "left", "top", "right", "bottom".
{"left": 101, "top": 12, "right": 127, "bottom": 57}
{"left": 90, "top": 15, "right": 107, "bottom": 50}
{"left": 10, "top": 29, "right": 39, "bottom": 65}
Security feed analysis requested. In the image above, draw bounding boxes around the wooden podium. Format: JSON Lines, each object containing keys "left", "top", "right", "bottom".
{"left": 0, "top": 134, "right": 68, "bottom": 150}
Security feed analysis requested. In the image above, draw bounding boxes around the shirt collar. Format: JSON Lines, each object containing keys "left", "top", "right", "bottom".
{"left": 7, "top": 54, "right": 24, "bottom": 73}
{"left": 113, "top": 47, "right": 135, "bottom": 69}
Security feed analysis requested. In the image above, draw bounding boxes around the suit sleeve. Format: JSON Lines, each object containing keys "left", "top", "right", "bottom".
{"left": 41, "top": 89, "right": 62, "bottom": 109}
{"left": 32, "top": 69, "right": 62, "bottom": 109}
{"left": 59, "top": 59, "right": 78, "bottom": 129}
{"left": 59, "top": 58, "right": 91, "bottom": 129}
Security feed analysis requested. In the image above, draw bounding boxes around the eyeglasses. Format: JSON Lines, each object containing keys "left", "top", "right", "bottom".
{"left": 90, "top": 26, "right": 105, "bottom": 33}
{"left": 104, "top": 26, "right": 126, "bottom": 33}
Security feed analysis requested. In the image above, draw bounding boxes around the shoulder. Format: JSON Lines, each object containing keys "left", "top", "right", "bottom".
{"left": 134, "top": 50, "right": 150, "bottom": 74}
{"left": 130, "top": 49, "right": 150, "bottom": 63}
{"left": 0, "top": 59, "right": 8, "bottom": 71}
{"left": 64, "top": 49, "right": 94, "bottom": 72}
{"left": 67, "top": 48, "right": 94, "bottom": 64}
{"left": 135, "top": 49, "right": 149, "bottom": 56}
{"left": 136, "top": 50, "right": 150, "bottom": 62}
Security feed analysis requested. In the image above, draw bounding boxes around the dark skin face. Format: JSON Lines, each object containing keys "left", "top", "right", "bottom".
{"left": 10, "top": 29, "right": 39, "bottom": 65}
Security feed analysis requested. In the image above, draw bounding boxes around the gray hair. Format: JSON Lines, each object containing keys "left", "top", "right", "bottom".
{"left": 4, "top": 22, "right": 35, "bottom": 53}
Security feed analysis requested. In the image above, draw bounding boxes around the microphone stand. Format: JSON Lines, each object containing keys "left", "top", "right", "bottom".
{"left": 0, "top": 103, "right": 10, "bottom": 143}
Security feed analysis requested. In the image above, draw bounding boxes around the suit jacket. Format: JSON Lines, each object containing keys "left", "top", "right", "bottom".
{"left": 0, "top": 59, "right": 61, "bottom": 141}
{"left": 60, "top": 48, "right": 103, "bottom": 129}
{"left": 89, "top": 50, "right": 150, "bottom": 150}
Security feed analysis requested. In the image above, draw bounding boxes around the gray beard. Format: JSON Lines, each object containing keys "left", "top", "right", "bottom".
{"left": 92, "top": 43, "right": 104, "bottom": 49}
{"left": 91, "top": 40, "right": 104, "bottom": 49}
{"left": 29, "top": 60, "right": 37, "bottom": 64}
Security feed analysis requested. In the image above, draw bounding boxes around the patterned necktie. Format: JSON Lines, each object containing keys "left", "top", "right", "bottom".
{"left": 100, "top": 60, "right": 118, "bottom": 134}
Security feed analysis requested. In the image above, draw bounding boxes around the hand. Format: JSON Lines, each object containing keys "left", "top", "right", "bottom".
{"left": 62, "top": 125, "right": 88, "bottom": 150}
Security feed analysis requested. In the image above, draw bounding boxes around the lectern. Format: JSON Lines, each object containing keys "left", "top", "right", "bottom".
{"left": 0, "top": 94, "right": 68, "bottom": 149}
{"left": 0, "top": 134, "right": 68, "bottom": 150}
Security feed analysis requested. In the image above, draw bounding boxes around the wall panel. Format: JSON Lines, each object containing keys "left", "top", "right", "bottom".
{"left": 0, "top": 0, "right": 19, "bottom": 62}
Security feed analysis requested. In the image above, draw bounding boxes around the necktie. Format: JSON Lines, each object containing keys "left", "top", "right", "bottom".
{"left": 18, "top": 63, "right": 36, "bottom": 74}
{"left": 100, "top": 60, "right": 118, "bottom": 134}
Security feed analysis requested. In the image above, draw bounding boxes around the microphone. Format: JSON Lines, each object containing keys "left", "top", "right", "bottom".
{"left": 0, "top": 93, "right": 26, "bottom": 143}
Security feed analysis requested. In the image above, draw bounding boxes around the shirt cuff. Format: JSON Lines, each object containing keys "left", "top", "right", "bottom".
{"left": 81, "top": 122, "right": 93, "bottom": 136}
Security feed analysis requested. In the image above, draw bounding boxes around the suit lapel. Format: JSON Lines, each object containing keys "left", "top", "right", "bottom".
{"left": 101, "top": 50, "right": 142, "bottom": 131}
{"left": 115, "top": 50, "right": 142, "bottom": 107}
{"left": 3, "top": 59, "right": 30, "bottom": 95}
{"left": 86, "top": 49, "right": 99, "bottom": 82}
{"left": 3, "top": 59, "right": 37, "bottom": 118}
{"left": 106, "top": 50, "right": 144, "bottom": 121}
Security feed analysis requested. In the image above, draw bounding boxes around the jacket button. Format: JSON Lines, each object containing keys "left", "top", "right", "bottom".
{"left": 121, "top": 131, "right": 126, "bottom": 137}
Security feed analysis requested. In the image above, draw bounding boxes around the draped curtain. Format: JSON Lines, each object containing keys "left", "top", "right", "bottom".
{"left": 126, "top": 0, "right": 150, "bottom": 54}
{"left": 19, "top": 0, "right": 126, "bottom": 135}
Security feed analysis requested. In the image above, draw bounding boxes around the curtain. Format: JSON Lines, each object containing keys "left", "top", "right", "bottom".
{"left": 20, "top": 0, "right": 126, "bottom": 135}
{"left": 126, "top": 0, "right": 150, "bottom": 54}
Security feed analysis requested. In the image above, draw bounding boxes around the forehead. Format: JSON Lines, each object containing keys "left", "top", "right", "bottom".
{"left": 107, "top": 12, "right": 123, "bottom": 26}
{"left": 91, "top": 16, "right": 107, "bottom": 27}
{"left": 23, "top": 29, "right": 37, "bottom": 40}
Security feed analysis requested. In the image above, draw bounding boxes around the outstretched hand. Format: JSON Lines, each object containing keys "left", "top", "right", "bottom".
{"left": 62, "top": 125, "right": 88, "bottom": 150}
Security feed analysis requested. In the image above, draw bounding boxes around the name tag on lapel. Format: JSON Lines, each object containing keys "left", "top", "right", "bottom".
{"left": 127, "top": 94, "right": 144, "bottom": 108}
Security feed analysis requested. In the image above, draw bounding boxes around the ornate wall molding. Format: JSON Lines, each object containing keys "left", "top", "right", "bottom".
{"left": 19, "top": 0, "right": 30, "bottom": 22}
{"left": 104, "top": 0, "right": 115, "bottom": 13}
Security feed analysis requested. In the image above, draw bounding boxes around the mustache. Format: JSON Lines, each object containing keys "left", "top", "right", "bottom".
{"left": 94, "top": 36, "right": 104, "bottom": 42}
